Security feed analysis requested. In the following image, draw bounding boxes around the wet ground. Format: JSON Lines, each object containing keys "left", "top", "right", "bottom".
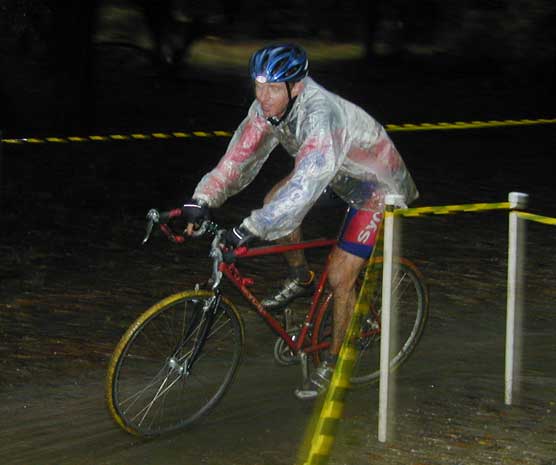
{"left": 1, "top": 45, "right": 556, "bottom": 464}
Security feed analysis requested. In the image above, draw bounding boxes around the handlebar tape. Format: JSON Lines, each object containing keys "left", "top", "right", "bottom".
{"left": 159, "top": 208, "right": 183, "bottom": 224}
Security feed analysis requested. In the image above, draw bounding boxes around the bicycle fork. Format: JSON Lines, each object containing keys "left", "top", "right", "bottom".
{"left": 169, "top": 293, "right": 222, "bottom": 377}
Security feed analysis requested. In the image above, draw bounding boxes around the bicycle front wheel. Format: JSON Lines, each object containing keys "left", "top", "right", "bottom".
{"left": 314, "top": 258, "right": 428, "bottom": 385}
{"left": 106, "top": 290, "right": 244, "bottom": 437}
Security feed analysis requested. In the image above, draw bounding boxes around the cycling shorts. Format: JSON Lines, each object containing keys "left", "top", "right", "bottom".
{"left": 338, "top": 207, "right": 383, "bottom": 259}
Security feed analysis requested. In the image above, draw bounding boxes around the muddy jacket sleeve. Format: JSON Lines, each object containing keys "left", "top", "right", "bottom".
{"left": 192, "top": 104, "right": 279, "bottom": 208}
{"left": 242, "top": 109, "right": 340, "bottom": 241}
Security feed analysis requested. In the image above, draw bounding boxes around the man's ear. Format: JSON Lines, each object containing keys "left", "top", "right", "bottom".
{"left": 291, "top": 80, "right": 304, "bottom": 98}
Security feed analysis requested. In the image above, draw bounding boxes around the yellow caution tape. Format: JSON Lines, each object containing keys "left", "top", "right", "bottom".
{"left": 397, "top": 201, "right": 511, "bottom": 217}
{"left": 298, "top": 225, "right": 384, "bottom": 465}
{"left": 1, "top": 119, "right": 553, "bottom": 144}
{"left": 516, "top": 211, "right": 556, "bottom": 226}
{"left": 0, "top": 131, "right": 233, "bottom": 144}
{"left": 385, "top": 118, "right": 556, "bottom": 132}
{"left": 295, "top": 201, "right": 556, "bottom": 464}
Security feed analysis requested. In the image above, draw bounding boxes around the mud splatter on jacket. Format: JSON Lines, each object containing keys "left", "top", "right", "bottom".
{"left": 193, "top": 77, "right": 418, "bottom": 241}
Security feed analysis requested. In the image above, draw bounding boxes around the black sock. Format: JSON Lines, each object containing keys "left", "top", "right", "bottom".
{"left": 326, "top": 353, "right": 338, "bottom": 366}
{"left": 289, "top": 265, "right": 312, "bottom": 282}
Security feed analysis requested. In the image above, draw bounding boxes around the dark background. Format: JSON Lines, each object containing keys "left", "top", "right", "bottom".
{"left": 0, "top": 0, "right": 555, "bottom": 134}
{"left": 0, "top": 3, "right": 555, "bottom": 464}
{"left": 0, "top": 0, "right": 555, "bottom": 218}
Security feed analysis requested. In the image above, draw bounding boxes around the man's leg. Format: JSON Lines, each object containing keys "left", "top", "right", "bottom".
{"left": 327, "top": 207, "right": 383, "bottom": 353}
{"left": 263, "top": 176, "right": 310, "bottom": 274}
{"left": 294, "top": 206, "right": 382, "bottom": 400}
{"left": 326, "top": 246, "right": 367, "bottom": 356}
{"left": 294, "top": 246, "right": 366, "bottom": 400}
{"left": 261, "top": 176, "right": 314, "bottom": 311}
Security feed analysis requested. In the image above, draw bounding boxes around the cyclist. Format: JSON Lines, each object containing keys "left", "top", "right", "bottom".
{"left": 183, "top": 43, "right": 418, "bottom": 400}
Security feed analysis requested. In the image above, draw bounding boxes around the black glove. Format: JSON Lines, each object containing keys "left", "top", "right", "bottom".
{"left": 181, "top": 198, "right": 209, "bottom": 225}
{"left": 223, "top": 225, "right": 256, "bottom": 249}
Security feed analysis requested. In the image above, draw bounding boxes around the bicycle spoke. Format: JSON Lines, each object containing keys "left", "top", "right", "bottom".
{"left": 119, "top": 365, "right": 171, "bottom": 410}
{"left": 134, "top": 371, "right": 183, "bottom": 426}
{"left": 314, "top": 260, "right": 428, "bottom": 385}
{"left": 174, "top": 308, "right": 230, "bottom": 365}
{"left": 108, "top": 291, "right": 243, "bottom": 436}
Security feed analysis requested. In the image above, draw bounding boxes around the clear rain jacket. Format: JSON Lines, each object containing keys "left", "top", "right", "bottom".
{"left": 193, "top": 77, "right": 418, "bottom": 241}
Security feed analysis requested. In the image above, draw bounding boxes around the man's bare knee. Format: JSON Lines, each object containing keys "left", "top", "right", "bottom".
{"left": 327, "top": 248, "right": 366, "bottom": 293}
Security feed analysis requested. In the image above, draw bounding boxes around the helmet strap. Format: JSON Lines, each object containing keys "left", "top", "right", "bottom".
{"left": 268, "top": 82, "right": 296, "bottom": 126}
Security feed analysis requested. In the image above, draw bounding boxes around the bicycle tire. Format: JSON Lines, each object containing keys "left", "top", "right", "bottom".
{"left": 313, "top": 258, "right": 428, "bottom": 385}
{"left": 106, "top": 290, "right": 244, "bottom": 437}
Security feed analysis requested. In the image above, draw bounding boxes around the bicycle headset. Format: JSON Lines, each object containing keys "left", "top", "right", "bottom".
{"left": 249, "top": 44, "right": 309, "bottom": 126}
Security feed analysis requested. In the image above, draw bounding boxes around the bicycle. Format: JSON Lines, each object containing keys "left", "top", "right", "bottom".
{"left": 106, "top": 208, "right": 429, "bottom": 437}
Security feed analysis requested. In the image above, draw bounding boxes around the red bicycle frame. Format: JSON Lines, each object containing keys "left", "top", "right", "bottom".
{"left": 221, "top": 238, "right": 337, "bottom": 355}
{"left": 152, "top": 208, "right": 341, "bottom": 359}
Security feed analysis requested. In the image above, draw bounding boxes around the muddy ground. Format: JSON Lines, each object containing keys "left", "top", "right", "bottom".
{"left": 1, "top": 45, "right": 555, "bottom": 465}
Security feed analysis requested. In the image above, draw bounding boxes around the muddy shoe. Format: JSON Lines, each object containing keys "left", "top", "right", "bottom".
{"left": 294, "top": 360, "right": 334, "bottom": 400}
{"left": 261, "top": 271, "right": 315, "bottom": 312}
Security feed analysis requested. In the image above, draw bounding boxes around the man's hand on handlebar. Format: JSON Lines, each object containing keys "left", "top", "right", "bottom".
{"left": 217, "top": 225, "right": 255, "bottom": 264}
{"left": 145, "top": 202, "right": 258, "bottom": 252}
{"left": 222, "top": 225, "right": 256, "bottom": 249}
{"left": 182, "top": 198, "right": 210, "bottom": 236}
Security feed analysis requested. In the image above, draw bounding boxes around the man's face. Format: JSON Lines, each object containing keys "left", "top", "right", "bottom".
{"left": 255, "top": 81, "right": 302, "bottom": 119}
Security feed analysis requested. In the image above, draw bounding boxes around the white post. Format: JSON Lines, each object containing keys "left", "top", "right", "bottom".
{"left": 0, "top": 130, "right": 3, "bottom": 206}
{"left": 505, "top": 192, "right": 528, "bottom": 405}
{"left": 378, "top": 194, "right": 404, "bottom": 442}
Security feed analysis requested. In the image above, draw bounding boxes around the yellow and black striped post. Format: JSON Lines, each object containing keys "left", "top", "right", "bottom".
{"left": 297, "top": 198, "right": 516, "bottom": 464}
{"left": 297, "top": 225, "right": 384, "bottom": 465}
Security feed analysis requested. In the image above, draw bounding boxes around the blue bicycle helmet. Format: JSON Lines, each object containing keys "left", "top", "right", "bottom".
{"left": 249, "top": 44, "right": 309, "bottom": 83}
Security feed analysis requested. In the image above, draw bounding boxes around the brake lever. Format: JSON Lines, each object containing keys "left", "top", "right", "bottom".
{"left": 191, "top": 220, "right": 209, "bottom": 237}
{"left": 143, "top": 208, "right": 160, "bottom": 244}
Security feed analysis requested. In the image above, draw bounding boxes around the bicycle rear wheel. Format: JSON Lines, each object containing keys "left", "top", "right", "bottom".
{"left": 314, "top": 258, "right": 428, "bottom": 385}
{"left": 106, "top": 290, "right": 244, "bottom": 436}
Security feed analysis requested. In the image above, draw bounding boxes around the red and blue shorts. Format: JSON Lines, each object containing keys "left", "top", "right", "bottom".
{"left": 337, "top": 207, "right": 383, "bottom": 259}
